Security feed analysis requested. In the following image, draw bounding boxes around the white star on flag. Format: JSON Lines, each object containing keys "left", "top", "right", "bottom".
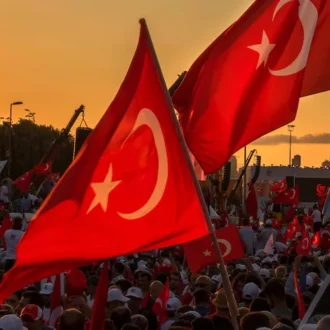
{"left": 203, "top": 250, "right": 211, "bottom": 257}
{"left": 87, "top": 163, "right": 121, "bottom": 214}
{"left": 247, "top": 31, "right": 276, "bottom": 69}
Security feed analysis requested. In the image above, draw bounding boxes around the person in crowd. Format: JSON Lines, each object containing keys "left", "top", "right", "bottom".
{"left": 255, "top": 219, "right": 278, "bottom": 250}
{"left": 126, "top": 287, "right": 143, "bottom": 315}
{"left": 0, "top": 179, "right": 9, "bottom": 208}
{"left": 192, "top": 289, "right": 210, "bottom": 317}
{"left": 86, "top": 275, "right": 98, "bottom": 307}
{"left": 57, "top": 309, "right": 85, "bottom": 330}
{"left": 20, "top": 304, "right": 52, "bottom": 330}
{"left": 210, "top": 289, "right": 230, "bottom": 319}
{"left": 169, "top": 271, "right": 181, "bottom": 298}
{"left": 191, "top": 317, "right": 216, "bottom": 330}
{"left": 240, "top": 312, "right": 271, "bottom": 330}
{"left": 39, "top": 282, "right": 53, "bottom": 323}
{"left": 121, "top": 325, "right": 140, "bottom": 330}
{"left": 110, "top": 307, "right": 131, "bottom": 330}
{"left": 318, "top": 315, "right": 330, "bottom": 330}
{"left": 137, "top": 271, "right": 152, "bottom": 296}
{"left": 4, "top": 217, "right": 24, "bottom": 272}
{"left": 130, "top": 314, "right": 148, "bottom": 330}
{"left": 0, "top": 314, "right": 25, "bottom": 330}
{"left": 264, "top": 279, "right": 292, "bottom": 320}
{"left": 239, "top": 218, "right": 255, "bottom": 255}
{"left": 107, "top": 288, "right": 130, "bottom": 316}
{"left": 20, "top": 192, "right": 35, "bottom": 213}
{"left": 112, "top": 262, "right": 126, "bottom": 283}
{"left": 5, "top": 291, "right": 22, "bottom": 311}
{"left": 312, "top": 204, "right": 323, "bottom": 232}
{"left": 16, "top": 291, "right": 45, "bottom": 316}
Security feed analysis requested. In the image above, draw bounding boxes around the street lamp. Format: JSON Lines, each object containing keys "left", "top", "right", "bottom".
{"left": 288, "top": 124, "right": 295, "bottom": 167}
{"left": 8, "top": 101, "right": 23, "bottom": 177}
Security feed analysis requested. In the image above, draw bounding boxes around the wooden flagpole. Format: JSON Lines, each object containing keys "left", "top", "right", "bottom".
{"left": 140, "top": 18, "right": 240, "bottom": 330}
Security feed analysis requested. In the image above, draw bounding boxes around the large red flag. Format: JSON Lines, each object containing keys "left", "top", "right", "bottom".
{"left": 0, "top": 20, "right": 208, "bottom": 301}
{"left": 183, "top": 225, "right": 244, "bottom": 273}
{"left": 172, "top": 0, "right": 330, "bottom": 174}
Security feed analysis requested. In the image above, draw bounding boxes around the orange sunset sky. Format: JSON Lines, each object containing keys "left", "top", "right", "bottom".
{"left": 1, "top": 0, "right": 330, "bottom": 168}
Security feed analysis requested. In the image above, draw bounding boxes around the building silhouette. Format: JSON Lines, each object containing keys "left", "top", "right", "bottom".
{"left": 292, "top": 154, "right": 301, "bottom": 167}
{"left": 230, "top": 156, "right": 238, "bottom": 178}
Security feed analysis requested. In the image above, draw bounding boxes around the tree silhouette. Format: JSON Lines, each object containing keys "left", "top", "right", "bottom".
{"left": 0, "top": 119, "right": 74, "bottom": 179}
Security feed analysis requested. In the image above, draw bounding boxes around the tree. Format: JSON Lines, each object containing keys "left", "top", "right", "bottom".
{"left": 0, "top": 119, "right": 74, "bottom": 179}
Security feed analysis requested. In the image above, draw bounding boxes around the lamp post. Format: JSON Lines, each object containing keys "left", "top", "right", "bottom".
{"left": 8, "top": 101, "right": 23, "bottom": 177}
{"left": 288, "top": 125, "right": 295, "bottom": 167}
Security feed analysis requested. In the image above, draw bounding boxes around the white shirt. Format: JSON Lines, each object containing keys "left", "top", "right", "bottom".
{"left": 43, "top": 307, "right": 50, "bottom": 322}
{"left": 87, "top": 295, "right": 94, "bottom": 307}
{"left": 312, "top": 209, "right": 322, "bottom": 223}
{"left": 0, "top": 185, "right": 9, "bottom": 203}
{"left": 4, "top": 229, "right": 24, "bottom": 259}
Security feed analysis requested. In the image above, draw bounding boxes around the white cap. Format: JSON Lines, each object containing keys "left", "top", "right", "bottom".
{"left": 126, "top": 287, "right": 143, "bottom": 299}
{"left": 262, "top": 257, "right": 272, "bottom": 264}
{"left": 162, "top": 259, "right": 171, "bottom": 265}
{"left": 107, "top": 288, "right": 129, "bottom": 303}
{"left": 0, "top": 315, "right": 24, "bottom": 330}
{"left": 242, "top": 282, "right": 261, "bottom": 300}
{"left": 265, "top": 219, "right": 272, "bottom": 226}
{"left": 236, "top": 264, "right": 247, "bottom": 270}
{"left": 274, "top": 242, "right": 287, "bottom": 252}
{"left": 137, "top": 260, "right": 148, "bottom": 270}
{"left": 211, "top": 275, "right": 221, "bottom": 283}
{"left": 166, "top": 297, "right": 181, "bottom": 311}
{"left": 40, "top": 282, "right": 54, "bottom": 295}
{"left": 252, "top": 264, "right": 261, "bottom": 272}
{"left": 260, "top": 268, "right": 271, "bottom": 279}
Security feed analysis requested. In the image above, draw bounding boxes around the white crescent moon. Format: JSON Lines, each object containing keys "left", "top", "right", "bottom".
{"left": 269, "top": 0, "right": 318, "bottom": 76}
{"left": 320, "top": 230, "right": 329, "bottom": 240}
{"left": 289, "top": 189, "right": 296, "bottom": 200}
{"left": 118, "top": 108, "right": 168, "bottom": 220}
{"left": 301, "top": 237, "right": 309, "bottom": 250}
{"left": 216, "top": 239, "right": 232, "bottom": 258}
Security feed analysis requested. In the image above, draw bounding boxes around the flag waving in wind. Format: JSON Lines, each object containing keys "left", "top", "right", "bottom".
{"left": 173, "top": 0, "right": 330, "bottom": 173}
{"left": 0, "top": 19, "right": 208, "bottom": 301}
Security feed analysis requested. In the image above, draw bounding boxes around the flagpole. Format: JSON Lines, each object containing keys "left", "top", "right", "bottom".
{"left": 140, "top": 18, "right": 240, "bottom": 330}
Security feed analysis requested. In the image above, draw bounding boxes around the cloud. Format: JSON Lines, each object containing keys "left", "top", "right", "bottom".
{"left": 252, "top": 133, "right": 330, "bottom": 145}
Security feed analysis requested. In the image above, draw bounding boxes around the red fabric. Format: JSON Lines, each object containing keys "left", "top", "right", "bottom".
{"left": 152, "top": 280, "right": 169, "bottom": 325}
{"left": 34, "top": 162, "right": 52, "bottom": 176}
{"left": 90, "top": 260, "right": 109, "bottom": 330}
{"left": 66, "top": 269, "right": 87, "bottom": 296}
{"left": 271, "top": 178, "right": 287, "bottom": 193}
{"left": 246, "top": 182, "right": 258, "bottom": 220}
{"left": 183, "top": 225, "right": 244, "bottom": 273}
{"left": 296, "top": 231, "right": 312, "bottom": 256}
{"left": 172, "top": 0, "right": 330, "bottom": 174}
{"left": 0, "top": 213, "right": 12, "bottom": 250}
{"left": 13, "top": 170, "right": 34, "bottom": 193}
{"left": 0, "top": 21, "right": 208, "bottom": 301}
{"left": 312, "top": 231, "right": 321, "bottom": 247}
{"left": 273, "top": 186, "right": 299, "bottom": 205}
{"left": 293, "top": 269, "right": 306, "bottom": 320}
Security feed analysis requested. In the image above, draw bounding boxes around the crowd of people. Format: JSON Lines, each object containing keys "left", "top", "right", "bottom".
{"left": 0, "top": 179, "right": 330, "bottom": 330}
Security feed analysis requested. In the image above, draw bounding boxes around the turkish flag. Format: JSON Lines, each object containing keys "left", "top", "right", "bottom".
{"left": 319, "top": 228, "right": 330, "bottom": 250}
{"left": 0, "top": 20, "right": 208, "bottom": 301}
{"left": 183, "top": 225, "right": 244, "bottom": 273}
{"left": 296, "top": 231, "right": 312, "bottom": 256}
{"left": 246, "top": 182, "right": 258, "bottom": 220}
{"left": 271, "top": 178, "right": 287, "bottom": 193}
{"left": 172, "top": 0, "right": 330, "bottom": 174}
{"left": 152, "top": 280, "right": 169, "bottom": 325}
{"left": 13, "top": 170, "right": 34, "bottom": 193}
{"left": 273, "top": 186, "right": 299, "bottom": 205}
{"left": 34, "top": 162, "right": 52, "bottom": 176}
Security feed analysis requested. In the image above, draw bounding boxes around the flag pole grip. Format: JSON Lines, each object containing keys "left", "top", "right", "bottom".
{"left": 139, "top": 18, "right": 240, "bottom": 330}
